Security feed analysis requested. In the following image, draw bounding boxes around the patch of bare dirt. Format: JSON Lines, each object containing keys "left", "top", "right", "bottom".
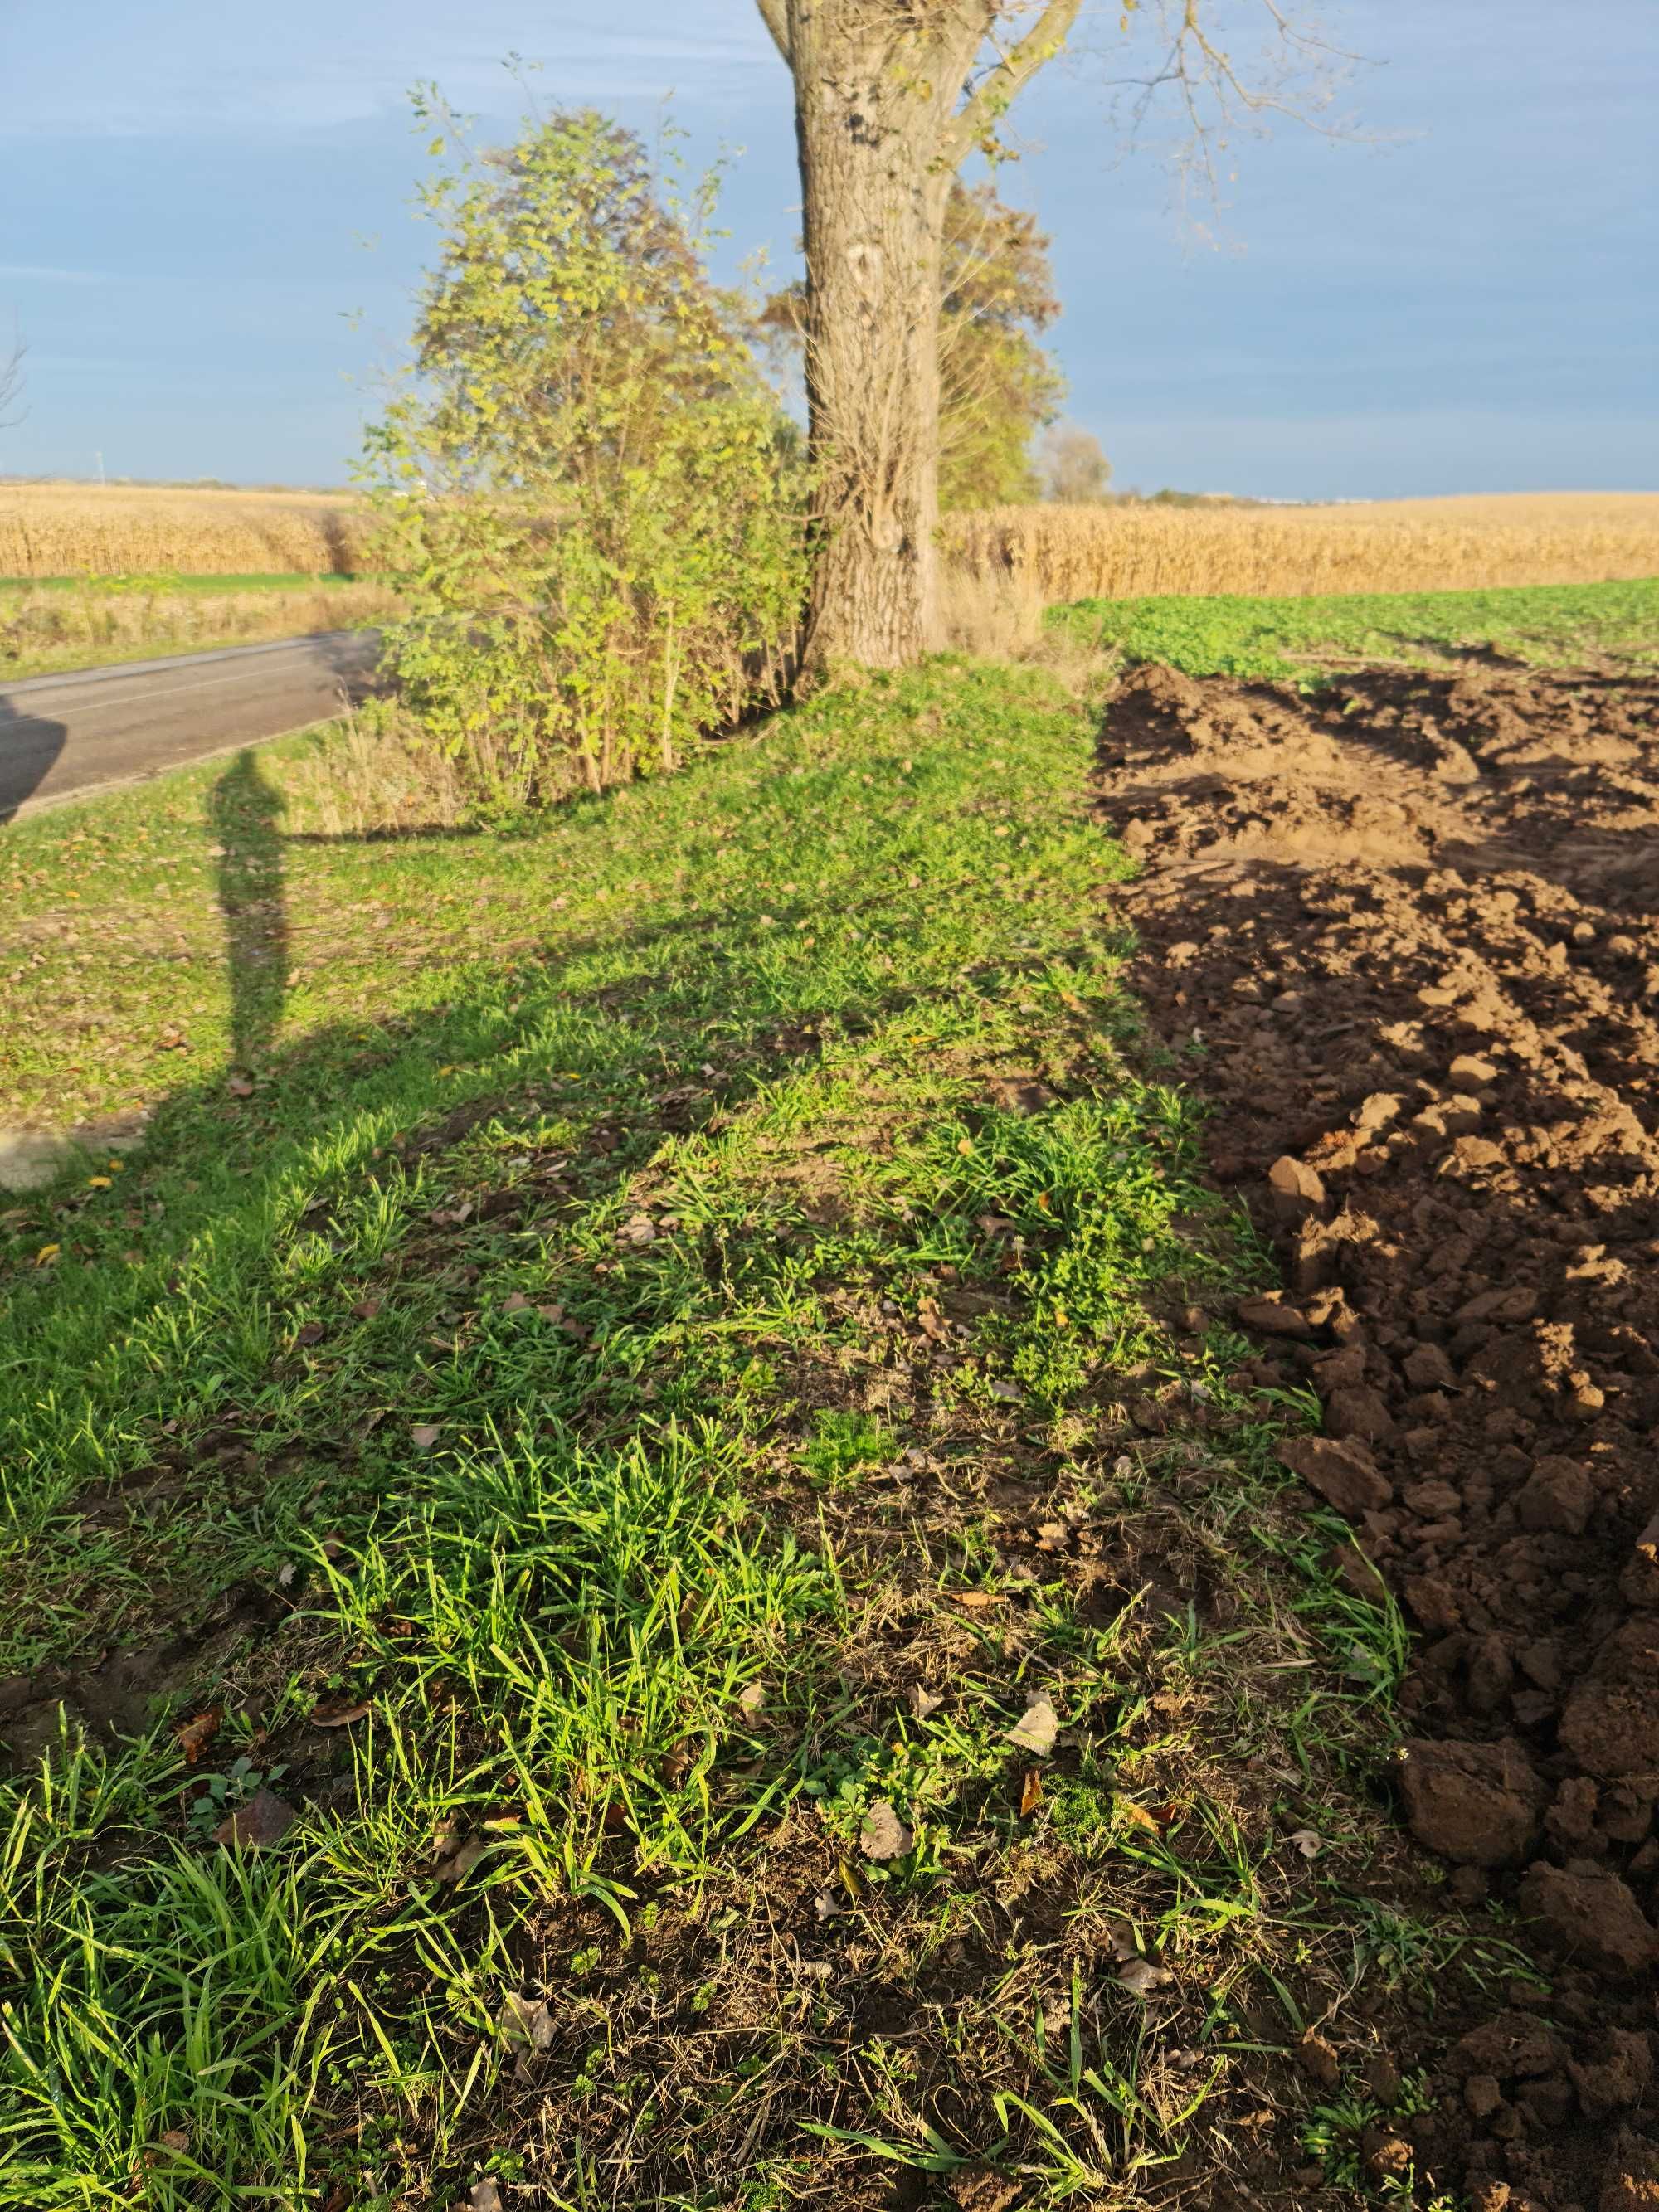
{"left": 1100, "top": 659, "right": 1659, "bottom": 2212}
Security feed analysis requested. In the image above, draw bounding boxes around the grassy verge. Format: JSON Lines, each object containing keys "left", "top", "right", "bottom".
{"left": 0, "top": 657, "right": 1512, "bottom": 2209}
{"left": 0, "top": 575, "right": 374, "bottom": 593}
{"left": 0, "top": 576, "right": 395, "bottom": 682}
{"left": 1048, "top": 574, "right": 1659, "bottom": 679}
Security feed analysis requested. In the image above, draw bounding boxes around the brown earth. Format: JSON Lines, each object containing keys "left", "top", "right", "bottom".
{"left": 1100, "top": 659, "right": 1659, "bottom": 2212}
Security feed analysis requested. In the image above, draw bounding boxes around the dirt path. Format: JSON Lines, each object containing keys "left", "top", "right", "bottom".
{"left": 1099, "top": 660, "right": 1659, "bottom": 2211}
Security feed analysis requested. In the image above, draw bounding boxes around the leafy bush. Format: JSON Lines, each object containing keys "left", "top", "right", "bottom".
{"left": 363, "top": 106, "right": 805, "bottom": 806}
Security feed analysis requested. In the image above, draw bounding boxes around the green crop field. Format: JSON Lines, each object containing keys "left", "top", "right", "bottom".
{"left": 1049, "top": 574, "right": 1659, "bottom": 680}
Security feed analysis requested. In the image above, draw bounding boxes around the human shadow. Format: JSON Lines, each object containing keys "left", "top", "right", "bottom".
{"left": 0, "top": 690, "right": 69, "bottom": 823}
{"left": 207, "top": 751, "right": 290, "bottom": 1073}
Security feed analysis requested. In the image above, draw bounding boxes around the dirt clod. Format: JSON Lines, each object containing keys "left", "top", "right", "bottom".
{"left": 1569, "top": 2029, "right": 1654, "bottom": 2120}
{"left": 1515, "top": 1456, "right": 1595, "bottom": 1535}
{"left": 1398, "top": 1737, "right": 1546, "bottom": 1865}
{"left": 1277, "top": 1432, "right": 1392, "bottom": 1517}
{"left": 1515, "top": 1861, "right": 1659, "bottom": 1977}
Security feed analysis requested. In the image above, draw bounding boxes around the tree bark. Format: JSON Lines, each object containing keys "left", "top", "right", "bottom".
{"left": 789, "top": 3, "right": 987, "bottom": 675}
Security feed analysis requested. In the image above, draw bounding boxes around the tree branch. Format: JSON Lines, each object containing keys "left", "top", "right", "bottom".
{"left": 753, "top": 0, "right": 791, "bottom": 66}
{"left": 0, "top": 333, "right": 25, "bottom": 430}
{"left": 948, "top": 0, "right": 1084, "bottom": 160}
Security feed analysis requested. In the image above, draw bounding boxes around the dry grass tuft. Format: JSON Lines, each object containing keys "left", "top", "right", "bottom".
{"left": 272, "top": 707, "right": 471, "bottom": 837}
{"left": 942, "top": 492, "right": 1659, "bottom": 604}
{"left": 938, "top": 557, "right": 1048, "bottom": 657}
{"left": 0, "top": 481, "right": 374, "bottom": 577}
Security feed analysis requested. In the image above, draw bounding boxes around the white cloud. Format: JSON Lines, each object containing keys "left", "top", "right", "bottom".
{"left": 4, "top": 4, "right": 782, "bottom": 139}
{"left": 0, "top": 264, "right": 109, "bottom": 284}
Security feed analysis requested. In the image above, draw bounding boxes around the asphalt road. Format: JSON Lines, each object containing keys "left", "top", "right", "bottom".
{"left": 0, "top": 630, "right": 381, "bottom": 822}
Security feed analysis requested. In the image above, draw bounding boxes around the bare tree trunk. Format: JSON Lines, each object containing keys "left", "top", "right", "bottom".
{"left": 791, "top": 5, "right": 985, "bottom": 676}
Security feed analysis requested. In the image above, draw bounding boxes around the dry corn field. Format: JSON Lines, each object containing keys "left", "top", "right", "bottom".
{"left": 0, "top": 480, "right": 375, "bottom": 577}
{"left": 6, "top": 479, "right": 1657, "bottom": 603}
{"left": 941, "top": 491, "right": 1659, "bottom": 602}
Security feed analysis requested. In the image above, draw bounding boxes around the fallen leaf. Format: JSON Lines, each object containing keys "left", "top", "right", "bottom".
{"left": 311, "top": 1698, "right": 372, "bottom": 1729}
{"left": 498, "top": 1992, "right": 554, "bottom": 2055}
{"left": 213, "top": 1787, "right": 298, "bottom": 1850}
{"left": 501, "top": 1291, "right": 531, "bottom": 1313}
{"left": 907, "top": 1685, "right": 944, "bottom": 1720}
{"left": 174, "top": 1707, "right": 222, "bottom": 1765}
{"left": 411, "top": 1424, "right": 441, "bottom": 1451}
{"left": 1113, "top": 1797, "right": 1163, "bottom": 1835}
{"left": 814, "top": 1885, "right": 847, "bottom": 1923}
{"left": 950, "top": 1589, "right": 1000, "bottom": 1611}
{"left": 1117, "top": 1956, "right": 1170, "bottom": 1997}
{"left": 294, "top": 1320, "right": 325, "bottom": 1347}
{"left": 1005, "top": 1693, "right": 1060, "bottom": 1758}
{"left": 227, "top": 1075, "right": 255, "bottom": 1098}
{"left": 1287, "top": 1827, "right": 1324, "bottom": 1860}
{"left": 434, "top": 1834, "right": 489, "bottom": 1884}
{"left": 916, "top": 1296, "right": 950, "bottom": 1342}
{"left": 736, "top": 1680, "right": 767, "bottom": 1714}
{"left": 535, "top": 1302, "right": 564, "bottom": 1323}
{"left": 859, "top": 1798, "right": 914, "bottom": 1861}
{"left": 468, "top": 2181, "right": 504, "bottom": 2212}
{"left": 34, "top": 1243, "right": 60, "bottom": 1266}
{"left": 1019, "top": 1767, "right": 1042, "bottom": 1818}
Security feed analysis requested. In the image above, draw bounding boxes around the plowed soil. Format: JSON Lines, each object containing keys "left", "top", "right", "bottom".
{"left": 1098, "top": 661, "right": 1659, "bottom": 2212}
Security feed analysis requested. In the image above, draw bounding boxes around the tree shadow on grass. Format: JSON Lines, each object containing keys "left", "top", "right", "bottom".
{"left": 0, "top": 867, "right": 964, "bottom": 1636}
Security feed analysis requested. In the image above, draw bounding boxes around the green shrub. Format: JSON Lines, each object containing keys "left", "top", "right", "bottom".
{"left": 363, "top": 105, "right": 806, "bottom": 805}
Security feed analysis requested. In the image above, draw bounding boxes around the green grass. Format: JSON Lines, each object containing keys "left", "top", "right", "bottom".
{"left": 1049, "top": 574, "right": 1659, "bottom": 679}
{"left": 0, "top": 653, "right": 1502, "bottom": 2208}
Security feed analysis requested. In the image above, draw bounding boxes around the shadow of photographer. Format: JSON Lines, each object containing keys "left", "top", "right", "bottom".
{"left": 207, "top": 751, "right": 290, "bottom": 1074}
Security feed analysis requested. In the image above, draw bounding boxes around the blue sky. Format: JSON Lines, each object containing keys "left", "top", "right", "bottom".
{"left": 2, "top": 2, "right": 1654, "bottom": 498}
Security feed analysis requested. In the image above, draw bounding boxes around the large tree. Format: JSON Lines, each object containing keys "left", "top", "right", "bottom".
{"left": 754, "top": 0, "right": 1337, "bottom": 673}
{"left": 937, "top": 182, "right": 1063, "bottom": 510}
{"left": 763, "top": 177, "right": 1064, "bottom": 513}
